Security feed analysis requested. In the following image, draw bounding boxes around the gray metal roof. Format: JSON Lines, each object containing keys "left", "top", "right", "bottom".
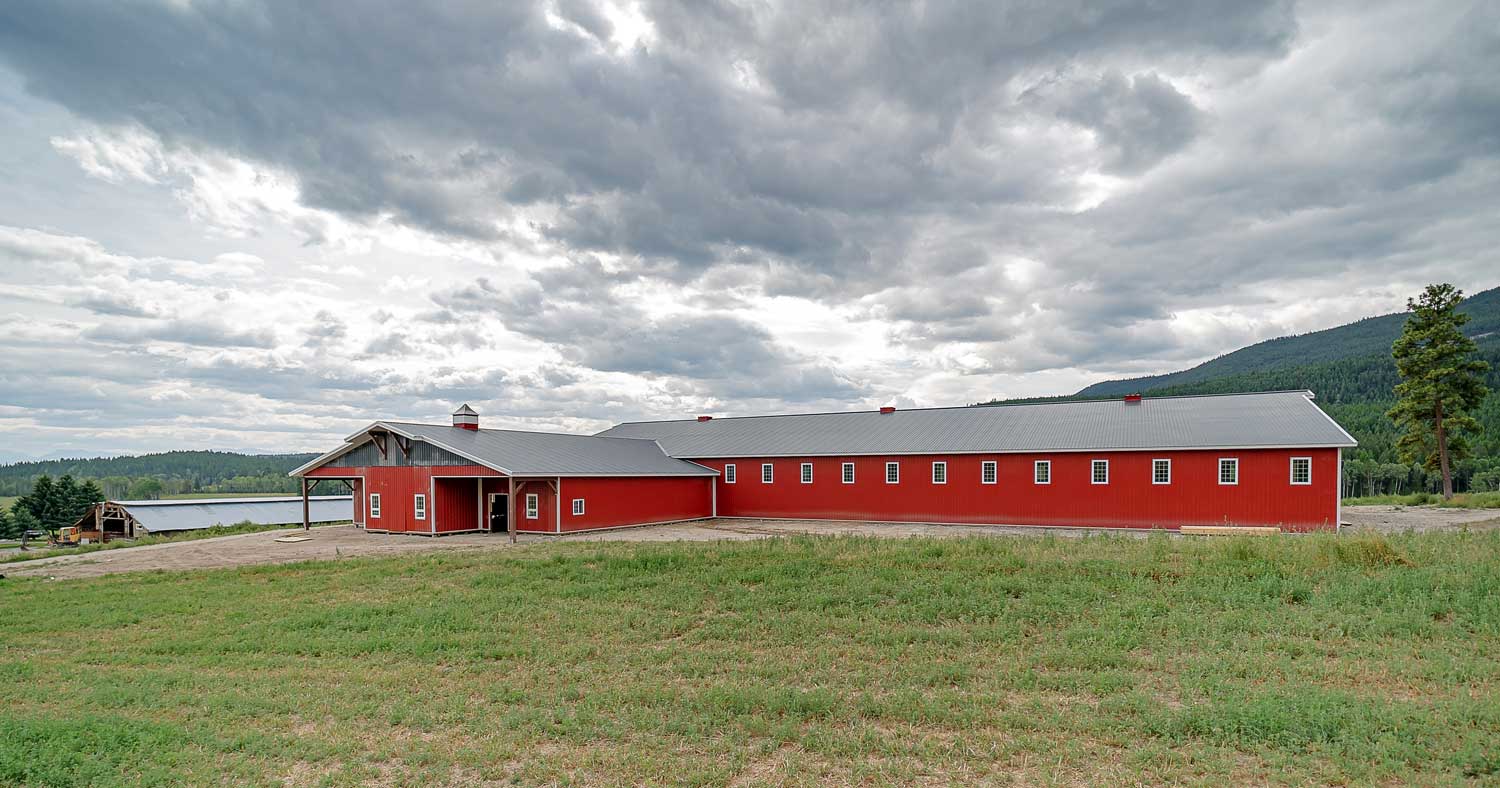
{"left": 595, "top": 391, "right": 1357, "bottom": 457}
{"left": 118, "top": 496, "right": 353, "bottom": 533}
{"left": 358, "top": 423, "right": 717, "bottom": 476}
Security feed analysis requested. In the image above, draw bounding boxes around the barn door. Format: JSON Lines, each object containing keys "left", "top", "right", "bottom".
{"left": 489, "top": 494, "right": 509, "bottom": 532}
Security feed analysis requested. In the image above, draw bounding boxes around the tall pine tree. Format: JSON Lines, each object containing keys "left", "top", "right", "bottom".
{"left": 1388, "top": 284, "right": 1491, "bottom": 498}
{"left": 18, "top": 475, "right": 58, "bottom": 534}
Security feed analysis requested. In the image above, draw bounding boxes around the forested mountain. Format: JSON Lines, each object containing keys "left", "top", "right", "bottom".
{"left": 1077, "top": 286, "right": 1500, "bottom": 397}
{"left": 991, "top": 286, "right": 1500, "bottom": 496}
{"left": 0, "top": 450, "right": 317, "bottom": 498}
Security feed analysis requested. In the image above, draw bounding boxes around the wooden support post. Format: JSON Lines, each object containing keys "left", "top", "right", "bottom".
{"left": 301, "top": 477, "right": 310, "bottom": 531}
{"left": 509, "top": 477, "right": 516, "bottom": 544}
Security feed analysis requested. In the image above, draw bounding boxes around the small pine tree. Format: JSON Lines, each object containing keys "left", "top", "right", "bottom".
{"left": 20, "top": 474, "right": 55, "bottom": 523}
{"left": 11, "top": 506, "right": 42, "bottom": 539}
{"left": 1388, "top": 283, "right": 1491, "bottom": 499}
{"left": 0, "top": 505, "right": 15, "bottom": 541}
{"left": 55, "top": 475, "right": 80, "bottom": 528}
{"left": 69, "top": 479, "right": 105, "bottom": 520}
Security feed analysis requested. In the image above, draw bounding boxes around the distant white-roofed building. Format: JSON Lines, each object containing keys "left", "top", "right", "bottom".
{"left": 69, "top": 496, "right": 353, "bottom": 540}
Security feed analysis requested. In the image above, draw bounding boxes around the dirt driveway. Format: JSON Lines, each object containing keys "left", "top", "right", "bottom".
{"left": 5, "top": 508, "right": 1497, "bottom": 581}
{"left": 1341, "top": 504, "right": 1500, "bottom": 533}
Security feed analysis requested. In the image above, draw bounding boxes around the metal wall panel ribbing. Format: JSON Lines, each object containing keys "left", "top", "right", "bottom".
{"left": 326, "top": 439, "right": 476, "bottom": 468}
{"left": 433, "top": 477, "right": 481, "bottom": 532}
{"left": 702, "top": 448, "right": 1339, "bottom": 531}
{"left": 307, "top": 464, "right": 501, "bottom": 533}
{"left": 557, "top": 476, "right": 714, "bottom": 532}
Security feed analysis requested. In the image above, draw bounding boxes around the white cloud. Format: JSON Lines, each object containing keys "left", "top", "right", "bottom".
{"left": 0, "top": 0, "right": 1496, "bottom": 460}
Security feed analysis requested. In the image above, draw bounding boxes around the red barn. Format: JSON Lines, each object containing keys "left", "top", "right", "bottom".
{"left": 293, "top": 390, "right": 1355, "bottom": 534}
{"left": 291, "top": 409, "right": 718, "bottom": 534}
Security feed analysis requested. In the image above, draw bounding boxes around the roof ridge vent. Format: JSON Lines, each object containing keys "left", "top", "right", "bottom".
{"left": 452, "top": 404, "right": 480, "bottom": 430}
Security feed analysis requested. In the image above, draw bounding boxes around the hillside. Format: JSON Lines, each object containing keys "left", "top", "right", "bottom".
{"left": 1016, "top": 286, "right": 1500, "bottom": 495}
{"left": 1077, "top": 286, "right": 1500, "bottom": 397}
{"left": 0, "top": 450, "right": 317, "bottom": 498}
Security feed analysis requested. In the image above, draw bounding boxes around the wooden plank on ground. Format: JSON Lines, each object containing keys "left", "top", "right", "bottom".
{"left": 1180, "top": 525, "right": 1282, "bottom": 536}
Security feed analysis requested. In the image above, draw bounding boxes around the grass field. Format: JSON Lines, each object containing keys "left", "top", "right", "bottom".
{"left": 1343, "top": 491, "right": 1500, "bottom": 508}
{"left": 2, "top": 533, "right": 1498, "bottom": 786}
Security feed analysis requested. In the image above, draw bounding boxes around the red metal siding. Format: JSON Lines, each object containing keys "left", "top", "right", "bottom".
{"left": 558, "top": 476, "right": 714, "bottom": 532}
{"left": 432, "top": 477, "right": 482, "bottom": 533}
{"left": 512, "top": 479, "right": 556, "bottom": 533}
{"left": 306, "top": 464, "right": 501, "bottom": 533}
{"left": 350, "top": 479, "right": 365, "bottom": 526}
{"left": 702, "top": 448, "right": 1339, "bottom": 531}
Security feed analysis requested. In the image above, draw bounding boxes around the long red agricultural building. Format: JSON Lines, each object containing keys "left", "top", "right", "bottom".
{"left": 292, "top": 391, "right": 1355, "bottom": 534}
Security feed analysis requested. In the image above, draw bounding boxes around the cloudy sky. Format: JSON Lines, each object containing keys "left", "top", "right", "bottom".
{"left": 0, "top": 0, "right": 1496, "bottom": 461}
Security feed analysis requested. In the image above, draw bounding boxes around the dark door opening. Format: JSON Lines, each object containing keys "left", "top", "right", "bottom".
{"left": 489, "top": 493, "right": 509, "bottom": 532}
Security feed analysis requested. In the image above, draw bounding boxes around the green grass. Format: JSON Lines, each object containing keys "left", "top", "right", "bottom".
{"left": 0, "top": 496, "right": 16, "bottom": 512}
{"left": 1, "top": 533, "right": 1498, "bottom": 786}
{"left": 0, "top": 521, "right": 348, "bottom": 565}
{"left": 1343, "top": 491, "right": 1500, "bottom": 508}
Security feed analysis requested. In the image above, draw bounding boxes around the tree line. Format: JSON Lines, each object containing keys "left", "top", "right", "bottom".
{"left": 0, "top": 450, "right": 316, "bottom": 498}
{"left": 0, "top": 474, "right": 104, "bottom": 540}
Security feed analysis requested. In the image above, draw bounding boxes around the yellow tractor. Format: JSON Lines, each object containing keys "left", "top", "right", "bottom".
{"left": 52, "top": 525, "right": 103, "bottom": 547}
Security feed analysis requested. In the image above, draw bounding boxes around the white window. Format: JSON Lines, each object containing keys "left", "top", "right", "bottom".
{"left": 572, "top": 498, "right": 585, "bottom": 516}
{"left": 1091, "top": 460, "right": 1109, "bottom": 485}
{"left": 1219, "top": 458, "right": 1239, "bottom": 486}
{"left": 885, "top": 462, "right": 900, "bottom": 484}
{"left": 981, "top": 461, "right": 997, "bottom": 485}
{"left": 1290, "top": 457, "right": 1312, "bottom": 485}
{"left": 1152, "top": 459, "right": 1171, "bottom": 485}
{"left": 526, "top": 493, "right": 539, "bottom": 518}
{"left": 801, "top": 462, "right": 813, "bottom": 484}
{"left": 1034, "top": 460, "right": 1051, "bottom": 485}
{"left": 724, "top": 464, "right": 736, "bottom": 484}
{"left": 761, "top": 463, "right": 774, "bottom": 484}
{"left": 369, "top": 493, "right": 381, "bottom": 519}
{"left": 842, "top": 462, "right": 855, "bottom": 484}
{"left": 932, "top": 461, "right": 947, "bottom": 484}
{"left": 413, "top": 494, "right": 427, "bottom": 520}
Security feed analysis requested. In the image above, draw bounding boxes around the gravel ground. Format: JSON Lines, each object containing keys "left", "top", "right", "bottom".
{"left": 1340, "top": 504, "right": 1500, "bottom": 533}
{"left": 5, "top": 507, "right": 1497, "bottom": 581}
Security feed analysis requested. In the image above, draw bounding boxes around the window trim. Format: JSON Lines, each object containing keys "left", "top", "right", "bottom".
{"left": 1289, "top": 456, "right": 1312, "bottom": 486}
{"left": 368, "top": 493, "right": 381, "bottom": 519}
{"left": 413, "top": 493, "right": 426, "bottom": 521}
{"left": 842, "top": 462, "right": 855, "bottom": 484}
{"left": 572, "top": 498, "right": 585, "bottom": 516}
{"left": 1034, "top": 460, "right": 1051, "bottom": 485}
{"left": 525, "top": 493, "right": 540, "bottom": 519}
{"left": 724, "top": 463, "right": 736, "bottom": 484}
{"left": 981, "top": 460, "right": 997, "bottom": 485}
{"left": 885, "top": 461, "right": 900, "bottom": 484}
{"left": 761, "top": 463, "right": 774, "bottom": 484}
{"left": 800, "top": 462, "right": 813, "bottom": 484}
{"left": 932, "top": 461, "right": 947, "bottom": 484}
{"left": 1091, "top": 459, "right": 1109, "bottom": 485}
{"left": 1152, "top": 458, "right": 1172, "bottom": 485}
{"left": 1219, "top": 457, "right": 1239, "bottom": 486}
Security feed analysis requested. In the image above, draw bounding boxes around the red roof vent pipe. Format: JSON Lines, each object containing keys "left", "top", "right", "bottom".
{"left": 452, "top": 404, "right": 480, "bottom": 430}
{"left": 879, "top": 406, "right": 896, "bottom": 414}
{"left": 1123, "top": 393, "right": 1143, "bottom": 404}
{"left": 697, "top": 415, "right": 713, "bottom": 422}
